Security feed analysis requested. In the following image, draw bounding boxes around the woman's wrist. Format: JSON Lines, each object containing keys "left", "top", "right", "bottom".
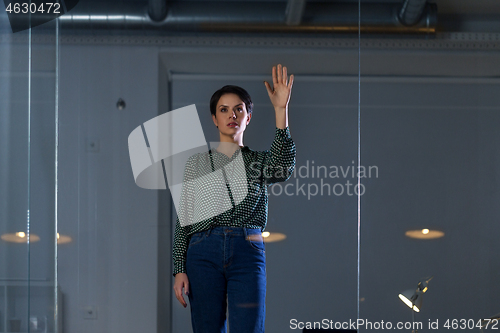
{"left": 274, "top": 106, "right": 288, "bottom": 129}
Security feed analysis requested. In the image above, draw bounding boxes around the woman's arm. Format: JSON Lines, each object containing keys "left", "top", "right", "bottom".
{"left": 264, "top": 64, "right": 294, "bottom": 129}
{"left": 262, "top": 64, "right": 296, "bottom": 185}
{"left": 172, "top": 155, "right": 196, "bottom": 276}
{"left": 260, "top": 127, "right": 296, "bottom": 185}
{"left": 173, "top": 157, "right": 195, "bottom": 308}
{"left": 172, "top": 156, "right": 198, "bottom": 308}
{"left": 173, "top": 216, "right": 189, "bottom": 308}
{"left": 172, "top": 216, "right": 189, "bottom": 276}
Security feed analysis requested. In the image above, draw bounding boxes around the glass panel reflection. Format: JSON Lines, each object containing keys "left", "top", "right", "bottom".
{"left": 360, "top": 1, "right": 500, "bottom": 332}
{"left": 0, "top": 8, "right": 59, "bottom": 333}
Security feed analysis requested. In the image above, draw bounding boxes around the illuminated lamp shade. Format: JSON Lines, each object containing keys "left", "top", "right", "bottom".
{"left": 405, "top": 229, "right": 444, "bottom": 239}
{"left": 398, "top": 289, "right": 422, "bottom": 312}
{"left": 261, "top": 231, "right": 286, "bottom": 243}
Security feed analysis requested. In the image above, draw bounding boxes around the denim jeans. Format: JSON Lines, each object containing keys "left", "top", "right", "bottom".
{"left": 186, "top": 226, "right": 266, "bottom": 333}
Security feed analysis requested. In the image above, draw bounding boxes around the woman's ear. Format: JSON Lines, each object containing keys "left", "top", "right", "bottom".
{"left": 246, "top": 113, "right": 252, "bottom": 125}
{"left": 212, "top": 114, "right": 218, "bottom": 128}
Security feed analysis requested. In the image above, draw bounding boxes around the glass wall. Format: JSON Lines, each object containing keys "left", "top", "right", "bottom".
{"left": 359, "top": 1, "right": 500, "bottom": 332}
{"left": 2, "top": 1, "right": 499, "bottom": 333}
{"left": 0, "top": 9, "right": 59, "bottom": 333}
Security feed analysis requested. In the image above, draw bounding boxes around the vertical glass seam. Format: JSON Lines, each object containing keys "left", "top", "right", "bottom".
{"left": 27, "top": 2, "right": 32, "bottom": 330}
{"left": 357, "top": 0, "right": 361, "bottom": 326}
{"left": 167, "top": 69, "right": 174, "bottom": 333}
{"left": 55, "top": 14, "right": 60, "bottom": 333}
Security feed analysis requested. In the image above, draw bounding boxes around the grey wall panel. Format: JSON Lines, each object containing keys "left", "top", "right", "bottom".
{"left": 58, "top": 44, "right": 159, "bottom": 333}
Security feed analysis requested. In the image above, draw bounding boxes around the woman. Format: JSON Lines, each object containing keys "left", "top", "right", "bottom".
{"left": 173, "top": 64, "right": 296, "bottom": 333}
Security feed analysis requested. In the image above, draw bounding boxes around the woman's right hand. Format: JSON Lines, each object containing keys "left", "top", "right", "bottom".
{"left": 173, "top": 273, "right": 189, "bottom": 308}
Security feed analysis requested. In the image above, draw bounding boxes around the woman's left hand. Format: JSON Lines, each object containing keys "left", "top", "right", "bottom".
{"left": 264, "top": 64, "right": 294, "bottom": 110}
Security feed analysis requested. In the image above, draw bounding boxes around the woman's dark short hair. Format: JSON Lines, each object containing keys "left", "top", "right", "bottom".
{"left": 210, "top": 85, "right": 253, "bottom": 116}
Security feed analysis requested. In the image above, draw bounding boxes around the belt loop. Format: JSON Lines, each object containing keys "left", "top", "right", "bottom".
{"left": 243, "top": 226, "right": 248, "bottom": 240}
{"left": 206, "top": 227, "right": 212, "bottom": 237}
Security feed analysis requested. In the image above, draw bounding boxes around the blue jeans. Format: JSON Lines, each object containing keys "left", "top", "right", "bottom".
{"left": 186, "top": 226, "right": 266, "bottom": 333}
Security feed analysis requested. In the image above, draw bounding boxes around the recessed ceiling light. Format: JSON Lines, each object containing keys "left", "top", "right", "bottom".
{"left": 405, "top": 229, "right": 444, "bottom": 239}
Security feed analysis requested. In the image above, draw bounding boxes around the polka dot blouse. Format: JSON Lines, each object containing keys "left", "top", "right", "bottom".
{"left": 172, "top": 126, "right": 296, "bottom": 276}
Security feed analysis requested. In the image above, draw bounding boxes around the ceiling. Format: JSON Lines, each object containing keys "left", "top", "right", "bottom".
{"left": 74, "top": 0, "right": 500, "bottom": 34}
{"left": 90, "top": 0, "right": 500, "bottom": 15}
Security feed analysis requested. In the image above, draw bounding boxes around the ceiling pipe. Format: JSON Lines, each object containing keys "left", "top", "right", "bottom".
{"left": 399, "top": 0, "right": 427, "bottom": 26}
{"left": 54, "top": 1, "right": 436, "bottom": 35}
{"left": 285, "top": 0, "right": 307, "bottom": 26}
{"left": 148, "top": 0, "right": 168, "bottom": 22}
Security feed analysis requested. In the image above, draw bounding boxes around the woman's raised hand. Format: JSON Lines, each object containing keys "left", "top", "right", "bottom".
{"left": 264, "top": 64, "right": 294, "bottom": 111}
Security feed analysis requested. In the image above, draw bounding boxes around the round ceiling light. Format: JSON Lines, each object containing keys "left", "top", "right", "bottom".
{"left": 262, "top": 231, "right": 286, "bottom": 243}
{"left": 1, "top": 232, "right": 73, "bottom": 244}
{"left": 1, "top": 232, "right": 40, "bottom": 243}
{"left": 405, "top": 229, "right": 444, "bottom": 239}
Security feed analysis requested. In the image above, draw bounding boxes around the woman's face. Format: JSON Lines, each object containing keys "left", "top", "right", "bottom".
{"left": 212, "top": 93, "right": 252, "bottom": 137}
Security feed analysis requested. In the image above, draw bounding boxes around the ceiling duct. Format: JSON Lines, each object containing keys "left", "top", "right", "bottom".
{"left": 148, "top": 0, "right": 168, "bottom": 22}
{"left": 55, "top": 1, "right": 436, "bottom": 35}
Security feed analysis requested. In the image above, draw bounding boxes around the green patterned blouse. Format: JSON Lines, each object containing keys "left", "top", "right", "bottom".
{"left": 173, "top": 126, "right": 296, "bottom": 276}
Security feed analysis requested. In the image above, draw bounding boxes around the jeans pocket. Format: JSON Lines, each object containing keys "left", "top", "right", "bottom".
{"left": 246, "top": 233, "right": 265, "bottom": 253}
{"left": 188, "top": 231, "right": 205, "bottom": 247}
